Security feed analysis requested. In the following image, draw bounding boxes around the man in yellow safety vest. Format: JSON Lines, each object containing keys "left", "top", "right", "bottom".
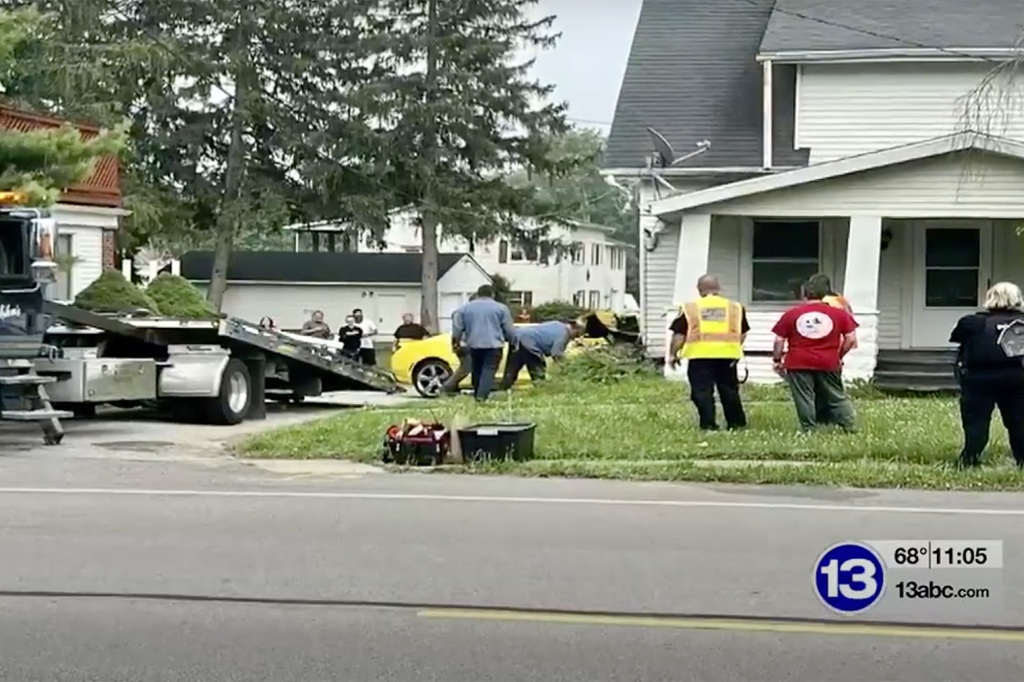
{"left": 668, "top": 274, "right": 750, "bottom": 431}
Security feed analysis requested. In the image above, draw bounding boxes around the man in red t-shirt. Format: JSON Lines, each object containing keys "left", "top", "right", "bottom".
{"left": 771, "top": 278, "right": 859, "bottom": 431}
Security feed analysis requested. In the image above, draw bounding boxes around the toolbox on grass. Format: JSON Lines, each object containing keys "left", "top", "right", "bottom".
{"left": 381, "top": 420, "right": 450, "bottom": 466}
{"left": 457, "top": 423, "right": 536, "bottom": 463}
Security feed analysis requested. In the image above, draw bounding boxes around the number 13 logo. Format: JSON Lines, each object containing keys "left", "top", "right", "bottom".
{"left": 813, "top": 542, "right": 886, "bottom": 614}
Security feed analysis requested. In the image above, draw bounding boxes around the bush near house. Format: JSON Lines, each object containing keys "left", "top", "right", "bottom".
{"left": 236, "top": 354, "right": 1015, "bottom": 491}
{"left": 517, "top": 300, "right": 589, "bottom": 322}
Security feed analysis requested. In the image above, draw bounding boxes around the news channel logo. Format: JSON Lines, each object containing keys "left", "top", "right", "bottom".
{"left": 813, "top": 541, "right": 886, "bottom": 614}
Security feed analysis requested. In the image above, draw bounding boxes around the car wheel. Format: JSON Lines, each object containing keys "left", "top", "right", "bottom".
{"left": 412, "top": 359, "right": 452, "bottom": 398}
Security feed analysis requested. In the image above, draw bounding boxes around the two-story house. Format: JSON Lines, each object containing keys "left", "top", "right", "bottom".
{"left": 345, "top": 208, "right": 632, "bottom": 312}
{"left": 606, "top": 0, "right": 1024, "bottom": 389}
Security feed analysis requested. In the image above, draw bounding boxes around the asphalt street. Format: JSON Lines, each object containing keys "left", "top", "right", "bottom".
{"left": 2, "top": 446, "right": 1024, "bottom": 681}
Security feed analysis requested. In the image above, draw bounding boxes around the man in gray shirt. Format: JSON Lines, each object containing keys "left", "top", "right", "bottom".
{"left": 451, "top": 284, "right": 515, "bottom": 401}
{"left": 498, "top": 319, "right": 580, "bottom": 390}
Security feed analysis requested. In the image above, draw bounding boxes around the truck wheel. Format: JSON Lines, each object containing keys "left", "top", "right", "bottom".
{"left": 204, "top": 359, "right": 252, "bottom": 425}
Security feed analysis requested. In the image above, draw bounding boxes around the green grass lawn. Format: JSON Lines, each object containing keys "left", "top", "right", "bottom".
{"left": 236, "top": 375, "right": 1024, "bottom": 491}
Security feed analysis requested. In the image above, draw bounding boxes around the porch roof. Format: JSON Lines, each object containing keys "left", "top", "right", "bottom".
{"left": 648, "top": 131, "right": 1024, "bottom": 219}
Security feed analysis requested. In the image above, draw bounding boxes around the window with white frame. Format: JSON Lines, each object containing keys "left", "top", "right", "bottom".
{"left": 507, "top": 290, "right": 533, "bottom": 307}
{"left": 590, "top": 243, "right": 602, "bottom": 266}
{"left": 572, "top": 290, "right": 585, "bottom": 306}
{"left": 749, "top": 220, "right": 821, "bottom": 302}
{"left": 571, "top": 242, "right": 584, "bottom": 264}
{"left": 588, "top": 290, "right": 600, "bottom": 309}
{"left": 54, "top": 234, "right": 73, "bottom": 300}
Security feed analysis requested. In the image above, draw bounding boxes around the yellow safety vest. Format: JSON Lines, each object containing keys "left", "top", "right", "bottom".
{"left": 680, "top": 294, "right": 744, "bottom": 360}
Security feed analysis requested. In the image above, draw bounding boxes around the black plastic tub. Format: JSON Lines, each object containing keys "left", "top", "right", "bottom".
{"left": 457, "top": 423, "right": 536, "bottom": 462}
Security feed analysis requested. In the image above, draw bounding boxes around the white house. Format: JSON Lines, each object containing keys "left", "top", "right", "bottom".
{"left": 604, "top": 0, "right": 1024, "bottom": 390}
{"left": 179, "top": 250, "right": 490, "bottom": 335}
{"left": 285, "top": 209, "right": 632, "bottom": 311}
{"left": 0, "top": 106, "right": 125, "bottom": 299}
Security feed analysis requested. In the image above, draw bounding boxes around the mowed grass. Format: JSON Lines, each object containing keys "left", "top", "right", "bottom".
{"left": 237, "top": 376, "right": 1024, "bottom": 490}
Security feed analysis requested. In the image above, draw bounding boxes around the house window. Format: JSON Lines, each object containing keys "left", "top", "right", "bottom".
{"left": 588, "top": 290, "right": 600, "bottom": 309}
{"left": 507, "top": 290, "right": 533, "bottom": 307}
{"left": 924, "top": 228, "right": 981, "bottom": 307}
{"left": 590, "top": 243, "right": 602, "bottom": 266}
{"left": 750, "top": 220, "right": 821, "bottom": 302}
{"left": 573, "top": 290, "right": 585, "bottom": 306}
{"left": 498, "top": 240, "right": 509, "bottom": 263}
{"left": 54, "top": 234, "right": 73, "bottom": 300}
{"left": 571, "top": 242, "right": 584, "bottom": 264}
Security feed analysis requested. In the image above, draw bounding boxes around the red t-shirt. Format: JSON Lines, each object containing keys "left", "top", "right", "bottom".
{"left": 771, "top": 302, "right": 858, "bottom": 372}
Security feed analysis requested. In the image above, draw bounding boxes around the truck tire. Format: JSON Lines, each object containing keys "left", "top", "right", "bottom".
{"left": 204, "top": 358, "right": 252, "bottom": 426}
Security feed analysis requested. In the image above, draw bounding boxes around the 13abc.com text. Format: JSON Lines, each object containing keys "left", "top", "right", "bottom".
{"left": 894, "top": 581, "right": 989, "bottom": 600}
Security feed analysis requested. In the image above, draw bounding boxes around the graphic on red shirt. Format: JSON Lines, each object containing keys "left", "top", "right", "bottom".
{"left": 772, "top": 302, "right": 858, "bottom": 372}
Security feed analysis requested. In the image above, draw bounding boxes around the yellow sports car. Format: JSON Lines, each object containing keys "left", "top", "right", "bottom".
{"left": 391, "top": 312, "right": 639, "bottom": 398}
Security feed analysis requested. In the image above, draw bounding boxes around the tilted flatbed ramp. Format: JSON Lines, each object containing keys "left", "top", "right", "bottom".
{"left": 42, "top": 302, "right": 401, "bottom": 394}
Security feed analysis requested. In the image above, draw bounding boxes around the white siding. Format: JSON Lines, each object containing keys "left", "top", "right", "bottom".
{"left": 702, "top": 151, "right": 1024, "bottom": 218}
{"left": 640, "top": 179, "right": 721, "bottom": 356}
{"left": 875, "top": 220, "right": 907, "bottom": 350}
{"left": 52, "top": 204, "right": 120, "bottom": 298}
{"left": 797, "top": 63, "right": 1024, "bottom": 163}
{"left": 354, "top": 209, "right": 628, "bottom": 308}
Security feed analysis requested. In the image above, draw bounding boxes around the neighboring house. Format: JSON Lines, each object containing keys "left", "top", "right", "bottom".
{"left": 0, "top": 106, "right": 124, "bottom": 300}
{"left": 604, "top": 0, "right": 1024, "bottom": 389}
{"left": 284, "top": 209, "right": 632, "bottom": 311}
{"left": 179, "top": 251, "right": 491, "bottom": 335}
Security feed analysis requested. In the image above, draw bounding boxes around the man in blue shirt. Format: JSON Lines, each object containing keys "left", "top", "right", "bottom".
{"left": 497, "top": 319, "right": 581, "bottom": 390}
{"left": 450, "top": 285, "right": 516, "bottom": 401}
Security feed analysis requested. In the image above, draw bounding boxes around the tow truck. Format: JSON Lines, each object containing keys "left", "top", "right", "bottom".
{"left": 0, "top": 196, "right": 400, "bottom": 445}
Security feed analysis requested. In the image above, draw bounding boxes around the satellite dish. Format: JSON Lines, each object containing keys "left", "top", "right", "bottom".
{"left": 646, "top": 127, "right": 711, "bottom": 167}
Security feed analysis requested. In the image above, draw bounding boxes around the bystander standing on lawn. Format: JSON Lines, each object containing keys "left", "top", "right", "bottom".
{"left": 450, "top": 285, "right": 515, "bottom": 402}
{"left": 771, "top": 278, "right": 858, "bottom": 431}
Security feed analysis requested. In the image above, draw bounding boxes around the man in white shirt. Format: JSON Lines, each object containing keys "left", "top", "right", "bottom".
{"left": 352, "top": 308, "right": 378, "bottom": 366}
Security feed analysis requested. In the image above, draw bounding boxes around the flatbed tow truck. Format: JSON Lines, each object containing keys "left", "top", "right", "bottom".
{"left": 0, "top": 203, "right": 400, "bottom": 445}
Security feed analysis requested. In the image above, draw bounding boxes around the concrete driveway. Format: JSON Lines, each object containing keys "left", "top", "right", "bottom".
{"left": 0, "top": 390, "right": 416, "bottom": 461}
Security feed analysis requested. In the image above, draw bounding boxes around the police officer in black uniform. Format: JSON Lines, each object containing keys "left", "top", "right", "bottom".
{"left": 949, "top": 281, "right": 1024, "bottom": 468}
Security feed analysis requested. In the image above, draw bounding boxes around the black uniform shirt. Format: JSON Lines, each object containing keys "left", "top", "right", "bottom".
{"left": 395, "top": 322, "right": 430, "bottom": 340}
{"left": 340, "top": 325, "right": 363, "bottom": 353}
{"left": 950, "top": 309, "right": 1024, "bottom": 376}
{"left": 669, "top": 308, "right": 752, "bottom": 336}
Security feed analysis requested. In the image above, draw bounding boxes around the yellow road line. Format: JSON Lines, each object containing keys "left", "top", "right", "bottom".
{"left": 417, "top": 609, "right": 1024, "bottom": 643}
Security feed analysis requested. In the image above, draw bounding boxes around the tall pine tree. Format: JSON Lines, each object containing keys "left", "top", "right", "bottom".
{"left": 355, "top": 0, "right": 573, "bottom": 331}
{"left": 0, "top": 7, "right": 124, "bottom": 204}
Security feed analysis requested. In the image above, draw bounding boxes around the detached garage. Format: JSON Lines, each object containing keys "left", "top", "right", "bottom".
{"left": 180, "top": 251, "right": 491, "bottom": 334}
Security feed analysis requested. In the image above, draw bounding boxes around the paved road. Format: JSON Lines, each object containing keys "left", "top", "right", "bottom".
{"left": 2, "top": 454, "right": 1024, "bottom": 681}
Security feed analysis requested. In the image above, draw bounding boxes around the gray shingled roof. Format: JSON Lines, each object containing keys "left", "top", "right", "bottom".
{"left": 180, "top": 251, "right": 470, "bottom": 284}
{"left": 604, "top": 0, "right": 809, "bottom": 170}
{"left": 760, "top": 0, "right": 1024, "bottom": 55}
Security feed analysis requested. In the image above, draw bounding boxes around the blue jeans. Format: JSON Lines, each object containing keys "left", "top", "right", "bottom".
{"left": 469, "top": 348, "right": 501, "bottom": 401}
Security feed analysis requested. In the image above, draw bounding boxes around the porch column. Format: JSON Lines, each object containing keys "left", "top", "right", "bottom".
{"left": 843, "top": 214, "right": 882, "bottom": 381}
{"left": 667, "top": 212, "right": 712, "bottom": 378}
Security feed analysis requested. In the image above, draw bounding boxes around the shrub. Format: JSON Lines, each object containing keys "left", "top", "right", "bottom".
{"left": 74, "top": 269, "right": 159, "bottom": 314}
{"left": 146, "top": 273, "right": 217, "bottom": 319}
{"left": 528, "top": 300, "right": 589, "bottom": 322}
{"left": 545, "top": 343, "right": 658, "bottom": 386}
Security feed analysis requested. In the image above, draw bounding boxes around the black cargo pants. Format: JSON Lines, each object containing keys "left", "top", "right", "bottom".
{"left": 686, "top": 358, "right": 746, "bottom": 430}
{"left": 958, "top": 374, "right": 1024, "bottom": 467}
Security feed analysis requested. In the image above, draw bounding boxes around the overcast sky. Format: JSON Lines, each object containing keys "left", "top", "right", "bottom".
{"left": 525, "top": 0, "right": 643, "bottom": 134}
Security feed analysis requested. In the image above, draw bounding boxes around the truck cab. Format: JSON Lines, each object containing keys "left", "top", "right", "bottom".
{"left": 0, "top": 198, "right": 58, "bottom": 360}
